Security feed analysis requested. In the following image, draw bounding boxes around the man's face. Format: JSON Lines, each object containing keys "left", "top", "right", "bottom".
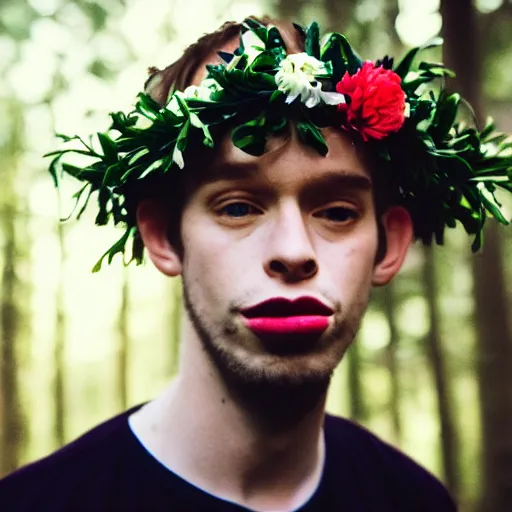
{"left": 179, "top": 129, "right": 379, "bottom": 389}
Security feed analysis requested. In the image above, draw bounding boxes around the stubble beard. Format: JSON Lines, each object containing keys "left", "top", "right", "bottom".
{"left": 181, "top": 276, "right": 369, "bottom": 429}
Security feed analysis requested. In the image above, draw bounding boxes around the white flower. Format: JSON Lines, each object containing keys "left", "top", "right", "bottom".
{"left": 275, "top": 52, "right": 346, "bottom": 108}
{"left": 183, "top": 78, "right": 222, "bottom": 101}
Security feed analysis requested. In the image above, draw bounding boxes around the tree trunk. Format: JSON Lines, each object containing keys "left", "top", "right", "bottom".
{"left": 323, "top": 0, "right": 358, "bottom": 34}
{"left": 116, "top": 269, "right": 130, "bottom": 409}
{"left": 422, "top": 246, "right": 460, "bottom": 496}
{"left": 273, "top": 0, "right": 308, "bottom": 21}
{"left": 0, "top": 204, "right": 24, "bottom": 475}
{"left": 53, "top": 213, "right": 66, "bottom": 447}
{"left": 440, "top": 1, "right": 512, "bottom": 510}
{"left": 384, "top": 0, "right": 401, "bottom": 51}
{"left": 380, "top": 284, "right": 402, "bottom": 443}
{"left": 346, "top": 339, "right": 367, "bottom": 422}
{"left": 473, "top": 223, "right": 512, "bottom": 512}
{"left": 0, "top": 100, "right": 25, "bottom": 475}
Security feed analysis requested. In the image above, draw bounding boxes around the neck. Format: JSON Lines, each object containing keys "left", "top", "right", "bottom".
{"left": 130, "top": 326, "right": 328, "bottom": 511}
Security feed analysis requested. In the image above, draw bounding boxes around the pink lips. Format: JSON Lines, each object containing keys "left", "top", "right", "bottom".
{"left": 241, "top": 297, "right": 333, "bottom": 337}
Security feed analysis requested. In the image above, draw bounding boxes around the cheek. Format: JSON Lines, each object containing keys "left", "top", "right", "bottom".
{"left": 320, "top": 224, "right": 378, "bottom": 291}
{"left": 181, "top": 218, "right": 250, "bottom": 305}
{"left": 182, "top": 206, "right": 262, "bottom": 271}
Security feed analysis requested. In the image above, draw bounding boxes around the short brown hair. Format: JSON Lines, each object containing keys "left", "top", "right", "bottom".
{"left": 143, "top": 17, "right": 305, "bottom": 106}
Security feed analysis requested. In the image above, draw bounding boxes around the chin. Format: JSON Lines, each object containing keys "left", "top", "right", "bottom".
{"left": 207, "top": 325, "right": 354, "bottom": 389}
{"left": 203, "top": 339, "right": 351, "bottom": 426}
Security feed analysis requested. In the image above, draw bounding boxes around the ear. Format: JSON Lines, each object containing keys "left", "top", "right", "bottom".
{"left": 136, "top": 199, "right": 182, "bottom": 277}
{"left": 372, "top": 206, "right": 413, "bottom": 286}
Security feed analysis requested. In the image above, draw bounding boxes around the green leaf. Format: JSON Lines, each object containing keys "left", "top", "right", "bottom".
{"left": 420, "top": 65, "right": 455, "bottom": 79}
{"left": 127, "top": 148, "right": 150, "bottom": 166}
{"left": 394, "top": 37, "right": 443, "bottom": 78}
{"left": 231, "top": 117, "right": 267, "bottom": 156}
{"left": 305, "top": 22, "right": 320, "bottom": 59}
{"left": 48, "top": 155, "right": 62, "bottom": 187}
{"left": 74, "top": 185, "right": 95, "bottom": 221}
{"left": 92, "top": 226, "right": 136, "bottom": 273}
{"left": 54, "top": 133, "right": 89, "bottom": 149}
{"left": 243, "top": 69, "right": 277, "bottom": 91}
{"left": 97, "top": 132, "right": 119, "bottom": 164}
{"left": 430, "top": 92, "right": 460, "bottom": 141}
{"left": 296, "top": 121, "right": 328, "bottom": 156}
{"left": 482, "top": 131, "right": 508, "bottom": 145}
{"left": 103, "top": 163, "right": 125, "bottom": 187}
{"left": 266, "top": 26, "right": 286, "bottom": 50}
{"left": 136, "top": 93, "right": 163, "bottom": 120}
{"left": 207, "top": 64, "right": 233, "bottom": 89}
{"left": 496, "top": 140, "right": 512, "bottom": 151}
{"left": 95, "top": 187, "right": 110, "bottom": 226}
{"left": 320, "top": 33, "right": 347, "bottom": 83}
{"left": 44, "top": 148, "right": 101, "bottom": 159}
{"left": 243, "top": 17, "right": 266, "bottom": 32}
{"left": 270, "top": 90, "right": 283, "bottom": 103}
{"left": 138, "top": 158, "right": 165, "bottom": 179}
{"left": 479, "top": 119, "right": 496, "bottom": 140}
{"left": 250, "top": 52, "right": 279, "bottom": 73}
{"left": 477, "top": 183, "right": 510, "bottom": 224}
{"left": 110, "top": 111, "right": 138, "bottom": 132}
{"left": 176, "top": 119, "right": 190, "bottom": 151}
{"left": 338, "top": 34, "right": 362, "bottom": 75}
{"left": 471, "top": 230, "right": 483, "bottom": 252}
{"left": 57, "top": 183, "right": 91, "bottom": 222}
{"left": 55, "top": 133, "right": 82, "bottom": 143}
{"left": 61, "top": 163, "right": 104, "bottom": 182}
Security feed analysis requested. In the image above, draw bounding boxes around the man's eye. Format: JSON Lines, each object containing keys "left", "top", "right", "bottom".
{"left": 220, "top": 202, "right": 258, "bottom": 218}
{"left": 314, "top": 207, "right": 359, "bottom": 223}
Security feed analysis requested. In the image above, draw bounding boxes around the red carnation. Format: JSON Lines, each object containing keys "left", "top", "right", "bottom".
{"left": 335, "top": 61, "right": 406, "bottom": 141}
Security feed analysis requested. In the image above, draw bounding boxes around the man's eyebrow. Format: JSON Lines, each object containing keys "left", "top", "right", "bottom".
{"left": 201, "top": 162, "right": 260, "bottom": 183}
{"left": 201, "top": 163, "right": 373, "bottom": 190}
{"left": 303, "top": 171, "right": 372, "bottom": 192}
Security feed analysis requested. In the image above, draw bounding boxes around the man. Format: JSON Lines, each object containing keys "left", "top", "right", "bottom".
{"left": 1, "top": 15, "right": 511, "bottom": 511}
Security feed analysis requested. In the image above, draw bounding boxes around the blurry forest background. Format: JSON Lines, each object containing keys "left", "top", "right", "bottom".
{"left": 0, "top": 0, "right": 511, "bottom": 510}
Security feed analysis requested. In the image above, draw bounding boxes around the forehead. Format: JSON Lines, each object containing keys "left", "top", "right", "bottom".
{"left": 196, "top": 127, "right": 373, "bottom": 191}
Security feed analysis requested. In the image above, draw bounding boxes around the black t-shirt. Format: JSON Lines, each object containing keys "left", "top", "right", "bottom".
{"left": 0, "top": 405, "right": 456, "bottom": 511}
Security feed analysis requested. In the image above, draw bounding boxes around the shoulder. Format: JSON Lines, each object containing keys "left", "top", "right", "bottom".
{"left": 323, "top": 414, "right": 457, "bottom": 511}
{"left": 0, "top": 405, "right": 143, "bottom": 512}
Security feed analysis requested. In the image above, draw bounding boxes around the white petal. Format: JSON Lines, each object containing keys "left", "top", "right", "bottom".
{"left": 183, "top": 85, "right": 201, "bottom": 99}
{"left": 285, "top": 91, "right": 299, "bottom": 104}
{"left": 166, "top": 96, "right": 183, "bottom": 117}
{"left": 321, "top": 91, "right": 346, "bottom": 105}
{"left": 226, "top": 54, "right": 242, "bottom": 71}
{"left": 241, "top": 30, "right": 265, "bottom": 65}
{"left": 305, "top": 95, "right": 319, "bottom": 108}
{"left": 173, "top": 146, "right": 184, "bottom": 169}
{"left": 242, "top": 29, "right": 265, "bottom": 51}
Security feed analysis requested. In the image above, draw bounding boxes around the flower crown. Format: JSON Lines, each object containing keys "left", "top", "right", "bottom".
{"left": 47, "top": 18, "right": 512, "bottom": 272}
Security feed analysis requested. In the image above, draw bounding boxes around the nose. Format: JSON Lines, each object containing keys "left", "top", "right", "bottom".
{"left": 264, "top": 202, "right": 318, "bottom": 283}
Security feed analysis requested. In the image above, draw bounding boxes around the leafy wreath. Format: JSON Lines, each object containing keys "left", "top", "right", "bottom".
{"left": 46, "top": 18, "right": 512, "bottom": 271}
